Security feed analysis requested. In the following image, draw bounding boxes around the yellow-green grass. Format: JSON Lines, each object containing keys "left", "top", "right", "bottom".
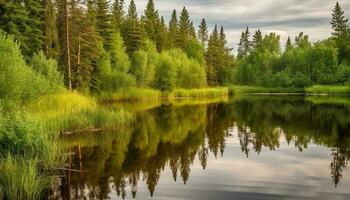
{"left": 28, "top": 91, "right": 132, "bottom": 133}
{"left": 230, "top": 85, "right": 350, "bottom": 95}
{"left": 305, "top": 85, "right": 350, "bottom": 95}
{"left": 102, "top": 88, "right": 162, "bottom": 101}
{"left": 167, "top": 87, "right": 229, "bottom": 99}
{"left": 229, "top": 86, "right": 305, "bottom": 95}
{"left": 0, "top": 155, "right": 50, "bottom": 200}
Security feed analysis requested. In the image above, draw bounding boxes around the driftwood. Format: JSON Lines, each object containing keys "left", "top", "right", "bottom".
{"left": 57, "top": 167, "right": 81, "bottom": 173}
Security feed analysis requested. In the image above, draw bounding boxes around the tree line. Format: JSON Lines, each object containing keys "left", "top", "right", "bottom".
{"left": 0, "top": 0, "right": 234, "bottom": 93}
{"left": 234, "top": 2, "right": 350, "bottom": 88}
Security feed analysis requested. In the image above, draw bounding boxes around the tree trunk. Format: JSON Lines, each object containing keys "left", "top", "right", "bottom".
{"left": 65, "top": 0, "right": 72, "bottom": 90}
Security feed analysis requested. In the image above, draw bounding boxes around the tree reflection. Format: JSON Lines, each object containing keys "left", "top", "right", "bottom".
{"left": 48, "top": 97, "right": 350, "bottom": 199}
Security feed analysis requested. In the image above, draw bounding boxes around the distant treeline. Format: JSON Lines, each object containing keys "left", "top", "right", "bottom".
{"left": 234, "top": 2, "right": 350, "bottom": 88}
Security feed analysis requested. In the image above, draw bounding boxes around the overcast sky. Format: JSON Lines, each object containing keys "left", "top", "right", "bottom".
{"left": 124, "top": 0, "right": 350, "bottom": 51}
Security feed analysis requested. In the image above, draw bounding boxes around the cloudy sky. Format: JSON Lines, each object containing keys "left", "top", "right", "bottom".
{"left": 125, "top": 0, "right": 350, "bottom": 50}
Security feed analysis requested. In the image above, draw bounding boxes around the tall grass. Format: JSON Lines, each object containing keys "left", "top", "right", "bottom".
{"left": 229, "top": 86, "right": 305, "bottom": 95}
{"left": 101, "top": 88, "right": 162, "bottom": 101}
{"left": 0, "top": 110, "right": 61, "bottom": 168}
{"left": 167, "top": 87, "right": 229, "bottom": 99}
{"left": 0, "top": 155, "right": 50, "bottom": 200}
{"left": 305, "top": 85, "right": 350, "bottom": 95}
{"left": 28, "top": 91, "right": 132, "bottom": 133}
{"left": 229, "top": 85, "right": 350, "bottom": 95}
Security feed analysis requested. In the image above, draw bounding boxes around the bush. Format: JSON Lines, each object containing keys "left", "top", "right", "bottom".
{"left": 0, "top": 33, "right": 53, "bottom": 102}
{"left": 29, "top": 51, "right": 64, "bottom": 90}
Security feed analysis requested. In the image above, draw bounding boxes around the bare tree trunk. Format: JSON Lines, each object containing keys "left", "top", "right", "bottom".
{"left": 65, "top": 0, "right": 72, "bottom": 90}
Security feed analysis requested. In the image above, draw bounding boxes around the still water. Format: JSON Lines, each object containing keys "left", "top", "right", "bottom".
{"left": 49, "top": 96, "right": 350, "bottom": 200}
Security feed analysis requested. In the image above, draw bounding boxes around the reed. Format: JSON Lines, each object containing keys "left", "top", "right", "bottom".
{"left": 0, "top": 155, "right": 50, "bottom": 200}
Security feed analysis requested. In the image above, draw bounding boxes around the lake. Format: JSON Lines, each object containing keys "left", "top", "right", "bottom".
{"left": 48, "top": 96, "right": 350, "bottom": 200}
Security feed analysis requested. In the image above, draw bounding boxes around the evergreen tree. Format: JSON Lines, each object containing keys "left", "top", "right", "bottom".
{"left": 252, "top": 29, "right": 262, "bottom": 49}
{"left": 198, "top": 18, "right": 208, "bottom": 46}
{"left": 205, "top": 25, "right": 220, "bottom": 85}
{"left": 96, "top": 0, "right": 114, "bottom": 52}
{"left": 237, "top": 27, "right": 251, "bottom": 59}
{"left": 331, "top": 2, "right": 349, "bottom": 37}
{"left": 177, "top": 7, "right": 192, "bottom": 49}
{"left": 0, "top": 0, "right": 43, "bottom": 58}
{"left": 25, "top": 0, "right": 44, "bottom": 56}
{"left": 285, "top": 36, "right": 293, "bottom": 51}
{"left": 112, "top": 0, "right": 125, "bottom": 31}
{"left": 219, "top": 26, "right": 227, "bottom": 49}
{"left": 43, "top": 0, "right": 59, "bottom": 59}
{"left": 190, "top": 21, "right": 196, "bottom": 38}
{"left": 122, "top": 0, "right": 143, "bottom": 56}
{"left": 155, "top": 16, "right": 168, "bottom": 51}
{"left": 168, "top": 9, "right": 178, "bottom": 48}
{"left": 143, "top": 0, "right": 159, "bottom": 42}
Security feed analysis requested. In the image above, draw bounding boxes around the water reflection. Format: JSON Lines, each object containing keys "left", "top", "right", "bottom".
{"left": 48, "top": 96, "right": 350, "bottom": 200}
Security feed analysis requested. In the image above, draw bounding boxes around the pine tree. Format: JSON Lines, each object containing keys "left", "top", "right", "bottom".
{"left": 198, "top": 18, "right": 208, "bottom": 45}
{"left": 331, "top": 2, "right": 349, "bottom": 37}
{"left": 237, "top": 27, "right": 251, "bottom": 59}
{"left": 190, "top": 21, "right": 196, "bottom": 38}
{"left": 219, "top": 26, "right": 227, "bottom": 49}
{"left": 168, "top": 9, "right": 178, "bottom": 48}
{"left": 43, "top": 0, "right": 59, "bottom": 59}
{"left": 96, "top": 0, "right": 114, "bottom": 52}
{"left": 0, "top": 0, "right": 43, "bottom": 58}
{"left": 25, "top": 0, "right": 44, "bottom": 56}
{"left": 143, "top": 0, "right": 159, "bottom": 42}
{"left": 155, "top": 16, "right": 168, "bottom": 51}
{"left": 122, "top": 0, "right": 143, "bottom": 56}
{"left": 112, "top": 0, "right": 125, "bottom": 31}
{"left": 177, "top": 7, "right": 192, "bottom": 49}
{"left": 205, "top": 25, "right": 220, "bottom": 85}
{"left": 252, "top": 29, "right": 262, "bottom": 49}
{"left": 285, "top": 36, "right": 293, "bottom": 51}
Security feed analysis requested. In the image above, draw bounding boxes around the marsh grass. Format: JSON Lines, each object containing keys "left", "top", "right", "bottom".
{"left": 102, "top": 88, "right": 162, "bottom": 101}
{"left": 305, "top": 85, "right": 350, "bottom": 95}
{"left": 229, "top": 85, "right": 350, "bottom": 95}
{"left": 229, "top": 86, "right": 305, "bottom": 95}
{"left": 28, "top": 91, "right": 132, "bottom": 133}
{"left": 0, "top": 155, "right": 50, "bottom": 200}
{"left": 167, "top": 88, "right": 229, "bottom": 99}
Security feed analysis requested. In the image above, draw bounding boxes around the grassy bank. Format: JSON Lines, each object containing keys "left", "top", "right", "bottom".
{"left": 101, "top": 88, "right": 162, "bottom": 101}
{"left": 229, "top": 85, "right": 350, "bottom": 95}
{"left": 0, "top": 91, "right": 133, "bottom": 199}
{"left": 305, "top": 85, "right": 350, "bottom": 95}
{"left": 167, "top": 88, "right": 229, "bottom": 99}
{"left": 28, "top": 91, "right": 132, "bottom": 133}
{"left": 104, "top": 87, "right": 229, "bottom": 101}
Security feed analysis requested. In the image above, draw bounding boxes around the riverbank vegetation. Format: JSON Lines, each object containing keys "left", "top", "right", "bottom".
{"left": 0, "top": 0, "right": 350, "bottom": 199}
{"left": 234, "top": 2, "right": 350, "bottom": 90}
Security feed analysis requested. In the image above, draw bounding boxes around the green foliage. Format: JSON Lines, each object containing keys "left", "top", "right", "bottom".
{"left": 110, "top": 32, "right": 131, "bottom": 73}
{"left": 130, "top": 40, "right": 157, "bottom": 87}
{"left": 154, "top": 49, "right": 207, "bottom": 91}
{"left": 0, "top": 155, "right": 50, "bottom": 200}
{"left": 29, "top": 51, "right": 64, "bottom": 90}
{"left": 154, "top": 52, "right": 176, "bottom": 91}
{"left": 0, "top": 0, "right": 43, "bottom": 58}
{"left": 0, "top": 33, "right": 55, "bottom": 102}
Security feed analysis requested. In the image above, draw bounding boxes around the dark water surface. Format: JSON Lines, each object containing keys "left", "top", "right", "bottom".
{"left": 49, "top": 96, "right": 350, "bottom": 200}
